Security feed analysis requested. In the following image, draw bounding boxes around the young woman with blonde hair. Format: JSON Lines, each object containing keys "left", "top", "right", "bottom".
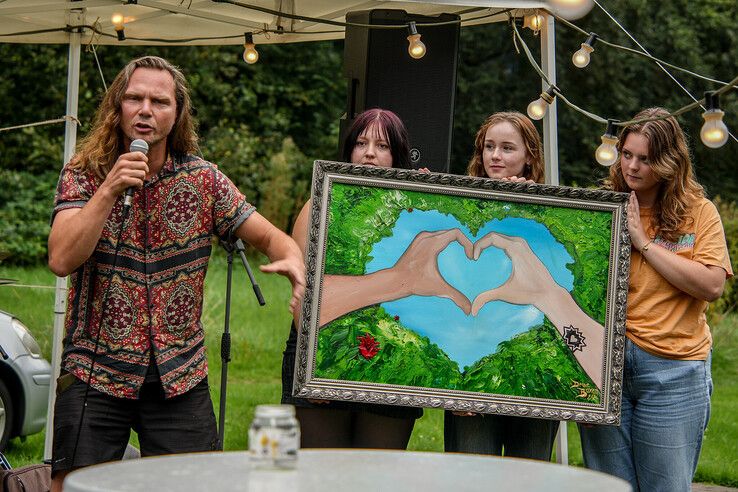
{"left": 579, "top": 108, "right": 732, "bottom": 491}
{"left": 444, "top": 111, "right": 559, "bottom": 461}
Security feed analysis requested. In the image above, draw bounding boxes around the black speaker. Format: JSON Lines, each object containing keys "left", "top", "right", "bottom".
{"left": 340, "top": 9, "right": 460, "bottom": 172}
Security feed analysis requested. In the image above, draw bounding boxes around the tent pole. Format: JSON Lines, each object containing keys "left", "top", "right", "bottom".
{"left": 540, "top": 12, "right": 568, "bottom": 466}
{"left": 44, "top": 13, "right": 83, "bottom": 461}
{"left": 541, "top": 13, "right": 560, "bottom": 186}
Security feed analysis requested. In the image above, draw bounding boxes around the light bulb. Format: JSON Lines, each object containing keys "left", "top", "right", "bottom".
{"left": 111, "top": 13, "right": 125, "bottom": 41}
{"left": 242, "top": 33, "right": 259, "bottom": 64}
{"left": 243, "top": 44, "right": 259, "bottom": 64}
{"left": 527, "top": 98, "right": 547, "bottom": 120}
{"left": 406, "top": 22, "right": 426, "bottom": 60}
{"left": 407, "top": 34, "right": 426, "bottom": 59}
{"left": 523, "top": 13, "right": 545, "bottom": 32}
{"left": 572, "top": 33, "right": 597, "bottom": 68}
{"left": 547, "top": 0, "right": 595, "bottom": 20}
{"left": 595, "top": 135, "right": 618, "bottom": 166}
{"left": 526, "top": 87, "right": 555, "bottom": 121}
{"left": 701, "top": 110, "right": 729, "bottom": 148}
{"left": 111, "top": 13, "right": 124, "bottom": 29}
{"left": 700, "top": 92, "right": 729, "bottom": 149}
{"left": 595, "top": 121, "right": 619, "bottom": 166}
{"left": 572, "top": 44, "right": 593, "bottom": 67}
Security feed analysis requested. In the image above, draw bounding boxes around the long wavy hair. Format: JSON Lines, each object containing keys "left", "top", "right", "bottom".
{"left": 71, "top": 56, "right": 199, "bottom": 179}
{"left": 606, "top": 107, "right": 704, "bottom": 242}
{"left": 466, "top": 111, "right": 544, "bottom": 183}
{"left": 341, "top": 108, "right": 411, "bottom": 169}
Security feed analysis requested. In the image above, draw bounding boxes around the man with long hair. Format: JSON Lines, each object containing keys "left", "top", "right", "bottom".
{"left": 47, "top": 56, "right": 305, "bottom": 490}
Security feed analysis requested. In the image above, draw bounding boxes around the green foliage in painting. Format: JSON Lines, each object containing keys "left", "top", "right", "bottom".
{"left": 324, "top": 186, "right": 410, "bottom": 275}
{"left": 461, "top": 322, "right": 600, "bottom": 403}
{"left": 316, "top": 310, "right": 599, "bottom": 403}
{"left": 315, "top": 306, "right": 462, "bottom": 389}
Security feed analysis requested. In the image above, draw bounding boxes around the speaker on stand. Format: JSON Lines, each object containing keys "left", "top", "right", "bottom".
{"left": 340, "top": 9, "right": 460, "bottom": 172}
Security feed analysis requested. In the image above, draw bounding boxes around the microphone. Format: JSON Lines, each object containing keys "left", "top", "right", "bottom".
{"left": 123, "top": 139, "right": 149, "bottom": 208}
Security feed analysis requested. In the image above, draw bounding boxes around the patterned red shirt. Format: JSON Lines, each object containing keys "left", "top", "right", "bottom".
{"left": 53, "top": 155, "right": 254, "bottom": 399}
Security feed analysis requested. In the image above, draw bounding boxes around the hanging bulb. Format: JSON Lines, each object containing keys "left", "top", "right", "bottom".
{"left": 242, "top": 33, "right": 259, "bottom": 64}
{"left": 572, "top": 32, "right": 597, "bottom": 68}
{"left": 111, "top": 13, "right": 126, "bottom": 41}
{"left": 527, "top": 87, "right": 556, "bottom": 121}
{"left": 547, "top": 0, "right": 595, "bottom": 20}
{"left": 700, "top": 91, "right": 729, "bottom": 149}
{"left": 523, "top": 13, "right": 545, "bottom": 33}
{"left": 595, "top": 120, "right": 619, "bottom": 166}
{"left": 407, "top": 22, "right": 426, "bottom": 59}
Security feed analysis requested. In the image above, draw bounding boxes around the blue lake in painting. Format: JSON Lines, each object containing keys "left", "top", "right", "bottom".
{"left": 365, "top": 209, "right": 574, "bottom": 369}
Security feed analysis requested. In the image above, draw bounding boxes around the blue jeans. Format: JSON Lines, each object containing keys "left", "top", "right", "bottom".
{"left": 579, "top": 339, "right": 712, "bottom": 492}
{"left": 444, "top": 411, "right": 558, "bottom": 460}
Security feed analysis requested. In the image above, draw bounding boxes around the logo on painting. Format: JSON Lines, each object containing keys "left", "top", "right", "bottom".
{"left": 563, "top": 325, "right": 587, "bottom": 353}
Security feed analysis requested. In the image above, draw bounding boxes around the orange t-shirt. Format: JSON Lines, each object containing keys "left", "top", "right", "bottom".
{"left": 626, "top": 198, "right": 733, "bottom": 360}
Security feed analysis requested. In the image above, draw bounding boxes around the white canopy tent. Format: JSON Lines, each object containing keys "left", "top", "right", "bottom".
{"left": 1, "top": 0, "right": 593, "bottom": 461}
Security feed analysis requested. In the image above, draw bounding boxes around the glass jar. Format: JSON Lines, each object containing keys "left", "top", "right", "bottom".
{"left": 248, "top": 404, "right": 300, "bottom": 469}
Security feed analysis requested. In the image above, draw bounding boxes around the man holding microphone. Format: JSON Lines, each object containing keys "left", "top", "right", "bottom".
{"left": 47, "top": 56, "right": 304, "bottom": 490}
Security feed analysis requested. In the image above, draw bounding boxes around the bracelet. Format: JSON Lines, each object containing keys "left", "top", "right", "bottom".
{"left": 641, "top": 239, "right": 654, "bottom": 253}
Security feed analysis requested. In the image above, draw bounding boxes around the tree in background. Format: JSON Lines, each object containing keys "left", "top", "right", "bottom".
{"left": 452, "top": 0, "right": 737, "bottom": 198}
{"left": 1, "top": 0, "right": 736, "bottom": 265}
{"left": 0, "top": 41, "right": 345, "bottom": 263}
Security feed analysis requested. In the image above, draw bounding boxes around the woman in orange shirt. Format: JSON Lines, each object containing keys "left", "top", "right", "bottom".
{"left": 579, "top": 108, "right": 732, "bottom": 491}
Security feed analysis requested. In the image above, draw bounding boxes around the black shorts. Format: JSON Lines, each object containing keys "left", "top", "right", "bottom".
{"left": 51, "top": 375, "right": 219, "bottom": 474}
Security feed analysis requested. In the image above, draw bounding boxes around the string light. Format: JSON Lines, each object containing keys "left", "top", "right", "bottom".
{"left": 510, "top": 17, "right": 738, "bottom": 154}
{"left": 548, "top": 0, "right": 595, "bottom": 20}
{"left": 406, "top": 22, "right": 426, "bottom": 60}
{"left": 700, "top": 92, "right": 729, "bottom": 148}
{"left": 595, "top": 120, "right": 619, "bottom": 166}
{"left": 111, "top": 13, "right": 125, "bottom": 41}
{"left": 572, "top": 32, "right": 597, "bottom": 68}
{"left": 523, "top": 12, "right": 545, "bottom": 33}
{"left": 527, "top": 87, "right": 556, "bottom": 120}
{"left": 242, "top": 33, "right": 259, "bottom": 64}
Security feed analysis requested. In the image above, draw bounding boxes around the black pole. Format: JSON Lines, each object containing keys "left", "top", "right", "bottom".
{"left": 231, "top": 238, "right": 265, "bottom": 306}
{"left": 217, "top": 237, "right": 266, "bottom": 447}
{"left": 218, "top": 247, "right": 234, "bottom": 446}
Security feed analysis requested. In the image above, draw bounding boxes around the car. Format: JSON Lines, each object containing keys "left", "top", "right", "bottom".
{"left": 0, "top": 309, "right": 51, "bottom": 451}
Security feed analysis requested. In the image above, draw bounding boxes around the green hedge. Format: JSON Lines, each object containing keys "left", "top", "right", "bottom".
{"left": 0, "top": 169, "right": 56, "bottom": 265}
{"left": 711, "top": 197, "right": 738, "bottom": 319}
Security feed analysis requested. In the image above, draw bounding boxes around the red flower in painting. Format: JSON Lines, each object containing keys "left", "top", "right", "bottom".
{"left": 394, "top": 315, "right": 400, "bottom": 322}
{"left": 357, "top": 333, "right": 380, "bottom": 360}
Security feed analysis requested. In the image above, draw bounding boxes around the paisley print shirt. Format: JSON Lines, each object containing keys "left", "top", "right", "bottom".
{"left": 53, "top": 155, "right": 254, "bottom": 399}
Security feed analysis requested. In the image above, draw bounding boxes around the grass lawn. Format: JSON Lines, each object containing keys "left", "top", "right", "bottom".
{"left": 1, "top": 257, "right": 736, "bottom": 486}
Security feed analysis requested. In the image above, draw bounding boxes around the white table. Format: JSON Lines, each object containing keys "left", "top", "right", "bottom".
{"left": 64, "top": 449, "right": 631, "bottom": 492}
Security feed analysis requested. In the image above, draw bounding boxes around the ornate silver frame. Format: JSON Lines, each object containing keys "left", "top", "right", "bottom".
{"left": 294, "top": 161, "right": 629, "bottom": 425}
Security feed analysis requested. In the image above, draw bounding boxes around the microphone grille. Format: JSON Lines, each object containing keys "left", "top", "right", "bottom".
{"left": 129, "top": 139, "right": 149, "bottom": 155}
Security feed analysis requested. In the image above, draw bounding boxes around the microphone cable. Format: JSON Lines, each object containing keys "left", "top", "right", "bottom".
{"left": 69, "top": 192, "right": 135, "bottom": 469}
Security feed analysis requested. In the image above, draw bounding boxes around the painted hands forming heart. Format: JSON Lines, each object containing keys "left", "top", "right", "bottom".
{"left": 319, "top": 225, "right": 605, "bottom": 389}
{"left": 390, "top": 228, "right": 557, "bottom": 316}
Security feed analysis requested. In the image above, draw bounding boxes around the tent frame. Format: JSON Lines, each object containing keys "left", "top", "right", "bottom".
{"left": 27, "top": 3, "right": 563, "bottom": 462}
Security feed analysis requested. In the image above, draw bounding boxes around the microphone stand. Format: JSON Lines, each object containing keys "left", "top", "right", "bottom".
{"left": 218, "top": 238, "right": 265, "bottom": 447}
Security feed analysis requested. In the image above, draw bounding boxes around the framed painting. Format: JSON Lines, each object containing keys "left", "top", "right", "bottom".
{"left": 293, "top": 161, "right": 630, "bottom": 425}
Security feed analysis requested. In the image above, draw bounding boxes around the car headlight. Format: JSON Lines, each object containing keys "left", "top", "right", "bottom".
{"left": 11, "top": 318, "right": 43, "bottom": 358}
